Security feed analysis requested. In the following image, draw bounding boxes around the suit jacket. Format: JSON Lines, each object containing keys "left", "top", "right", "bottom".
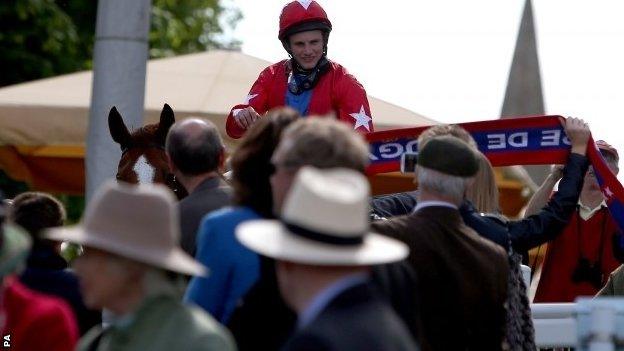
{"left": 282, "top": 282, "right": 419, "bottom": 351}
{"left": 178, "top": 176, "right": 231, "bottom": 256}
{"left": 372, "top": 206, "right": 509, "bottom": 351}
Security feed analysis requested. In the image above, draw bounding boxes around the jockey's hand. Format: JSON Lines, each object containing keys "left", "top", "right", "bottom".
{"left": 234, "top": 107, "right": 260, "bottom": 130}
{"left": 564, "top": 117, "right": 590, "bottom": 156}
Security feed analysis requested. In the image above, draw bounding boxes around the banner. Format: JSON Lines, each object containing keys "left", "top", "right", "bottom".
{"left": 366, "top": 115, "right": 624, "bottom": 235}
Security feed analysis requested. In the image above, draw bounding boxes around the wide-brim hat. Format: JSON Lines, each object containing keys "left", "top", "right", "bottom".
{"left": 0, "top": 224, "right": 31, "bottom": 277}
{"left": 237, "top": 167, "right": 408, "bottom": 266}
{"left": 43, "top": 181, "right": 206, "bottom": 277}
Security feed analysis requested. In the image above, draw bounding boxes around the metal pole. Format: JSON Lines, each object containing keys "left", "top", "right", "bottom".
{"left": 86, "top": 0, "right": 152, "bottom": 200}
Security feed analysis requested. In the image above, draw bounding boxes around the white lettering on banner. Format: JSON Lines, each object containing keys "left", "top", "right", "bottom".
{"left": 486, "top": 129, "right": 569, "bottom": 150}
{"left": 488, "top": 134, "right": 506, "bottom": 149}
{"left": 405, "top": 140, "right": 418, "bottom": 153}
{"left": 369, "top": 152, "right": 379, "bottom": 161}
{"left": 508, "top": 132, "right": 528, "bottom": 148}
{"left": 541, "top": 130, "right": 560, "bottom": 146}
{"left": 379, "top": 143, "right": 403, "bottom": 159}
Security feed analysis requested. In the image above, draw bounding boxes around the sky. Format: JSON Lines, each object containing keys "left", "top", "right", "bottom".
{"left": 229, "top": 0, "right": 624, "bottom": 176}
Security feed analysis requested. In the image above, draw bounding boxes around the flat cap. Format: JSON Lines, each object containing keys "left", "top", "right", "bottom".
{"left": 418, "top": 136, "right": 479, "bottom": 177}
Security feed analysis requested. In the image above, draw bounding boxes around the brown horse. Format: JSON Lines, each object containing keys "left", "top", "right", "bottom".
{"left": 108, "top": 104, "right": 188, "bottom": 199}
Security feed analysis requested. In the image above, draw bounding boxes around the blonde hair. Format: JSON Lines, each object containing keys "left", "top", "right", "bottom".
{"left": 465, "top": 152, "right": 500, "bottom": 213}
{"left": 417, "top": 124, "right": 478, "bottom": 149}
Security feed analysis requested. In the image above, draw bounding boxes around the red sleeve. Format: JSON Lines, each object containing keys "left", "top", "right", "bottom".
{"left": 226, "top": 66, "right": 274, "bottom": 139}
{"left": 23, "top": 297, "right": 79, "bottom": 351}
{"left": 334, "top": 71, "right": 374, "bottom": 134}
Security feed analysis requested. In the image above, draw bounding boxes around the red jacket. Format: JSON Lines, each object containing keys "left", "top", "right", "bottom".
{"left": 2, "top": 276, "right": 78, "bottom": 351}
{"left": 226, "top": 60, "right": 373, "bottom": 139}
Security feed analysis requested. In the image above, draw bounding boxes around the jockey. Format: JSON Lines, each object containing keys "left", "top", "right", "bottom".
{"left": 226, "top": 0, "right": 373, "bottom": 139}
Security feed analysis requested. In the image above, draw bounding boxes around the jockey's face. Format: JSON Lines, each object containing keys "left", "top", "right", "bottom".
{"left": 288, "top": 30, "right": 324, "bottom": 70}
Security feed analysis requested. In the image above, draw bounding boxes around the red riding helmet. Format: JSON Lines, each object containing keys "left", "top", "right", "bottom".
{"left": 278, "top": 0, "right": 332, "bottom": 41}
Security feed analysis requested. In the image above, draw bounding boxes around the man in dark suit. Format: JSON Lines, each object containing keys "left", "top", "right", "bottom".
{"left": 372, "top": 136, "right": 509, "bottom": 351}
{"left": 166, "top": 119, "right": 231, "bottom": 256}
{"left": 236, "top": 166, "right": 418, "bottom": 351}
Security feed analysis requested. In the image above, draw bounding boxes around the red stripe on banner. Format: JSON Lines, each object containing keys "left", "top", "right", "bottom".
{"left": 486, "top": 149, "right": 569, "bottom": 167}
{"left": 366, "top": 162, "right": 399, "bottom": 175}
{"left": 459, "top": 115, "right": 563, "bottom": 133}
{"left": 366, "top": 115, "right": 564, "bottom": 143}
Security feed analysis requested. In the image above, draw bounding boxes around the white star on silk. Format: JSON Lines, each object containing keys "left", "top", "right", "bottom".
{"left": 297, "top": 0, "right": 313, "bottom": 10}
{"left": 349, "top": 105, "right": 372, "bottom": 131}
{"left": 604, "top": 186, "right": 614, "bottom": 198}
{"left": 243, "top": 93, "right": 258, "bottom": 105}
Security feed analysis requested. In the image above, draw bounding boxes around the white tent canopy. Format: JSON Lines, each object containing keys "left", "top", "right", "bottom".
{"left": 0, "top": 49, "right": 435, "bottom": 148}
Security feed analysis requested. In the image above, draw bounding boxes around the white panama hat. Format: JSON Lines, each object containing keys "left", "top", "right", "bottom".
{"left": 44, "top": 181, "right": 207, "bottom": 276}
{"left": 237, "top": 167, "right": 409, "bottom": 266}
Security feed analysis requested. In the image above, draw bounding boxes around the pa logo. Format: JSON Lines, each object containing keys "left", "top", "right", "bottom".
{"left": 3, "top": 334, "right": 10, "bottom": 348}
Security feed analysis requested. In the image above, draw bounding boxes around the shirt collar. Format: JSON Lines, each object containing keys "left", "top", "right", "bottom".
{"left": 578, "top": 200, "right": 607, "bottom": 221}
{"left": 297, "top": 273, "right": 369, "bottom": 329}
{"left": 413, "top": 200, "right": 458, "bottom": 214}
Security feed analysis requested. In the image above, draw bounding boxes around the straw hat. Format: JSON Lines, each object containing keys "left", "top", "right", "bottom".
{"left": 236, "top": 167, "right": 409, "bottom": 266}
{"left": 43, "top": 181, "right": 206, "bottom": 276}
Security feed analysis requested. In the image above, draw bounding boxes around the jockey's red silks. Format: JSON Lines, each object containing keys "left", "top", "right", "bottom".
{"left": 366, "top": 115, "right": 624, "bottom": 235}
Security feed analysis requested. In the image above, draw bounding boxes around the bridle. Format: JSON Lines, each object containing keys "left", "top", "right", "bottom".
{"left": 117, "top": 143, "right": 187, "bottom": 199}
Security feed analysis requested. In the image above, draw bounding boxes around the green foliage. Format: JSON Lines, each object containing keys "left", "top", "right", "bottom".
{"left": 150, "top": 0, "right": 242, "bottom": 58}
{"left": 0, "top": 171, "right": 28, "bottom": 199}
{"left": 0, "top": 0, "right": 241, "bottom": 87}
{"left": 0, "top": 0, "right": 82, "bottom": 86}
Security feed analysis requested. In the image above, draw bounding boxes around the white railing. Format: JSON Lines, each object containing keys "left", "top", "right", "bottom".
{"left": 531, "top": 298, "right": 624, "bottom": 350}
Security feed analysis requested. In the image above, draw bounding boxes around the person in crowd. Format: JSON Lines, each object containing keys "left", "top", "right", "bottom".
{"left": 373, "top": 136, "right": 509, "bottom": 350}
{"left": 529, "top": 139, "right": 622, "bottom": 302}
{"left": 166, "top": 118, "right": 231, "bottom": 256}
{"left": 9, "top": 192, "right": 100, "bottom": 335}
{"left": 236, "top": 166, "right": 417, "bottom": 351}
{"left": 184, "top": 107, "right": 299, "bottom": 326}
{"left": 371, "top": 119, "right": 589, "bottom": 349}
{"left": 43, "top": 181, "right": 235, "bottom": 351}
{"left": 228, "top": 117, "right": 378, "bottom": 351}
{"left": 226, "top": 0, "right": 373, "bottom": 139}
{"left": 0, "top": 195, "right": 79, "bottom": 351}
{"left": 372, "top": 118, "right": 590, "bottom": 261}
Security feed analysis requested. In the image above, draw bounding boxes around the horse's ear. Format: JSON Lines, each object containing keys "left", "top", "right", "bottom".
{"left": 156, "top": 103, "right": 175, "bottom": 145}
{"left": 108, "top": 106, "right": 132, "bottom": 148}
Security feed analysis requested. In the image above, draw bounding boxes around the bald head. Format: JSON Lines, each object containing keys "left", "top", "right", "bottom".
{"left": 166, "top": 119, "right": 224, "bottom": 175}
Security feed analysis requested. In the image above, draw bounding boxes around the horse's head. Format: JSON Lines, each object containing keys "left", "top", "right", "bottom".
{"left": 108, "top": 104, "right": 188, "bottom": 200}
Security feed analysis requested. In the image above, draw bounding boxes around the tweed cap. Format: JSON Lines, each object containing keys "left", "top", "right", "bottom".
{"left": 418, "top": 136, "right": 479, "bottom": 177}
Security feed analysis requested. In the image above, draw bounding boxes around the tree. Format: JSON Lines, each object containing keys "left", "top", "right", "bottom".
{"left": 150, "top": 0, "right": 242, "bottom": 58}
{"left": 0, "top": 0, "right": 241, "bottom": 87}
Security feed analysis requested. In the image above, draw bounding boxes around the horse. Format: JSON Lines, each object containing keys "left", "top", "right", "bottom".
{"left": 108, "top": 103, "right": 188, "bottom": 200}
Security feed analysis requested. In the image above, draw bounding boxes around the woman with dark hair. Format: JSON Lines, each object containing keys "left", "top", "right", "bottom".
{"left": 11, "top": 192, "right": 102, "bottom": 336}
{"left": 184, "top": 107, "right": 298, "bottom": 323}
